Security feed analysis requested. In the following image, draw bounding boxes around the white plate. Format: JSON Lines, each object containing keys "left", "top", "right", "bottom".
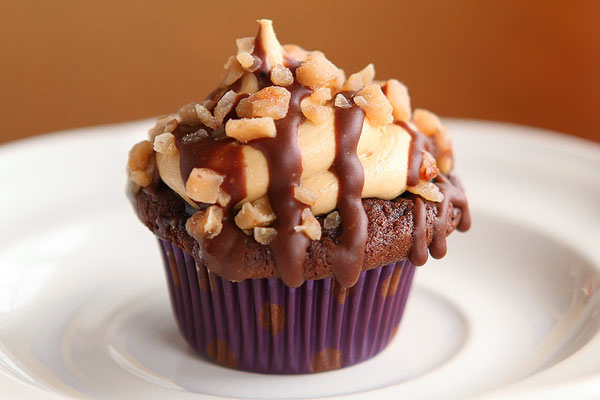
{"left": 0, "top": 119, "right": 599, "bottom": 400}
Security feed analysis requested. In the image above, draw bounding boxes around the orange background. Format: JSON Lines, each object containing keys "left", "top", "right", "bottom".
{"left": 1, "top": 0, "right": 599, "bottom": 144}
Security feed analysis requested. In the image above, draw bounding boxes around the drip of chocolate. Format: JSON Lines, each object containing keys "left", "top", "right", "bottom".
{"left": 397, "top": 122, "right": 472, "bottom": 266}
{"left": 397, "top": 121, "right": 433, "bottom": 187}
{"left": 329, "top": 93, "right": 368, "bottom": 287}
{"left": 250, "top": 81, "right": 313, "bottom": 287}
{"left": 429, "top": 174, "right": 471, "bottom": 258}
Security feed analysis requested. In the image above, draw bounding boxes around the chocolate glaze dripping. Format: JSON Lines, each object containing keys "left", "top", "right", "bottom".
{"left": 397, "top": 123, "right": 472, "bottom": 265}
{"left": 250, "top": 81, "right": 313, "bottom": 287}
{"left": 409, "top": 198, "right": 428, "bottom": 266}
{"left": 329, "top": 94, "right": 368, "bottom": 287}
{"left": 172, "top": 124, "right": 249, "bottom": 281}
{"left": 397, "top": 121, "right": 433, "bottom": 187}
{"left": 429, "top": 174, "right": 471, "bottom": 259}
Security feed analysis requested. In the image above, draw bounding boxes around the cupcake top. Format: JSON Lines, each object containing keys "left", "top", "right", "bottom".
{"left": 127, "top": 19, "right": 471, "bottom": 288}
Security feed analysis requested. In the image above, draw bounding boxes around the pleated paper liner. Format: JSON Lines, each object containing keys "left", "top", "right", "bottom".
{"left": 158, "top": 239, "right": 416, "bottom": 374}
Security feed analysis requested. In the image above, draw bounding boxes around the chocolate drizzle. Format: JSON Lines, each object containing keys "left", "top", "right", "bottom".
{"left": 397, "top": 121, "right": 433, "bottom": 187}
{"left": 397, "top": 122, "right": 472, "bottom": 266}
{"left": 329, "top": 94, "right": 368, "bottom": 287}
{"left": 250, "top": 82, "right": 313, "bottom": 287}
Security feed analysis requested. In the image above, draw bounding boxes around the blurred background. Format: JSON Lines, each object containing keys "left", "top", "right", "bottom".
{"left": 1, "top": 0, "right": 598, "bottom": 145}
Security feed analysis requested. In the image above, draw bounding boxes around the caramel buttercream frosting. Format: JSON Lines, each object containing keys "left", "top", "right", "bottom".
{"left": 127, "top": 19, "right": 471, "bottom": 288}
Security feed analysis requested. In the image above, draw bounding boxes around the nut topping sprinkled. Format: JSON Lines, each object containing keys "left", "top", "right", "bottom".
{"left": 383, "top": 79, "right": 412, "bottom": 122}
{"left": 413, "top": 108, "right": 443, "bottom": 136}
{"left": 239, "top": 73, "right": 259, "bottom": 94}
{"left": 225, "top": 117, "right": 277, "bottom": 142}
{"left": 221, "top": 56, "right": 245, "bottom": 86}
{"left": 323, "top": 211, "right": 341, "bottom": 230}
{"left": 128, "top": 140, "right": 154, "bottom": 187}
{"left": 342, "top": 63, "right": 375, "bottom": 91}
{"left": 334, "top": 93, "right": 352, "bottom": 109}
{"left": 148, "top": 116, "right": 177, "bottom": 141}
{"left": 176, "top": 103, "right": 201, "bottom": 125}
{"left": 234, "top": 198, "right": 276, "bottom": 230}
{"left": 413, "top": 109, "right": 453, "bottom": 173}
{"left": 186, "top": 206, "right": 224, "bottom": 240}
{"left": 294, "top": 208, "right": 322, "bottom": 240}
{"left": 301, "top": 87, "right": 333, "bottom": 124}
{"left": 236, "top": 86, "right": 291, "bottom": 120}
{"left": 214, "top": 90, "right": 238, "bottom": 123}
{"left": 271, "top": 63, "right": 294, "bottom": 86}
{"left": 153, "top": 132, "right": 177, "bottom": 156}
{"left": 182, "top": 128, "right": 208, "bottom": 143}
{"left": 353, "top": 84, "right": 393, "bottom": 127}
{"left": 195, "top": 104, "right": 219, "bottom": 129}
{"left": 296, "top": 52, "right": 340, "bottom": 89}
{"left": 420, "top": 150, "right": 439, "bottom": 181}
{"left": 293, "top": 185, "right": 317, "bottom": 206}
{"left": 185, "top": 168, "right": 225, "bottom": 204}
{"left": 407, "top": 180, "right": 444, "bottom": 202}
{"left": 254, "top": 227, "right": 277, "bottom": 245}
{"left": 235, "top": 37, "right": 256, "bottom": 69}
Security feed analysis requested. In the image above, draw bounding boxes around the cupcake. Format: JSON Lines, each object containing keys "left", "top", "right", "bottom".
{"left": 127, "top": 19, "right": 470, "bottom": 374}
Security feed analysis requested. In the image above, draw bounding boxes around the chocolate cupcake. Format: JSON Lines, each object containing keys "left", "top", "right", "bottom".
{"left": 127, "top": 19, "right": 470, "bottom": 374}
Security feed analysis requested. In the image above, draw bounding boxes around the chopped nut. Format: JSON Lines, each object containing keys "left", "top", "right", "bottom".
{"left": 333, "top": 69, "right": 346, "bottom": 91}
{"left": 176, "top": 102, "right": 201, "bottom": 125}
{"left": 283, "top": 44, "right": 309, "bottom": 62}
{"left": 148, "top": 116, "right": 177, "bottom": 141}
{"left": 182, "top": 128, "right": 208, "bottom": 143}
{"left": 153, "top": 132, "right": 177, "bottom": 156}
{"left": 354, "top": 84, "right": 394, "bottom": 127}
{"left": 217, "top": 189, "right": 231, "bottom": 207}
{"left": 186, "top": 206, "right": 224, "bottom": 240}
{"left": 214, "top": 90, "right": 238, "bottom": 123}
{"left": 128, "top": 140, "right": 153, "bottom": 171}
{"left": 221, "top": 56, "right": 245, "bottom": 86}
{"left": 235, "top": 37, "right": 255, "bottom": 69}
{"left": 413, "top": 109, "right": 453, "bottom": 173}
{"left": 225, "top": 117, "right": 277, "bottom": 142}
{"left": 235, "top": 97, "right": 253, "bottom": 118}
{"left": 294, "top": 208, "right": 322, "bottom": 240}
{"left": 185, "top": 168, "right": 224, "bottom": 204}
{"left": 254, "top": 227, "right": 277, "bottom": 245}
{"left": 271, "top": 63, "right": 294, "bottom": 86}
{"left": 342, "top": 63, "right": 375, "bottom": 91}
{"left": 407, "top": 181, "right": 444, "bottom": 202}
{"left": 301, "top": 100, "right": 332, "bottom": 124}
{"left": 413, "top": 108, "right": 443, "bottom": 136}
{"left": 235, "top": 86, "right": 291, "bottom": 120}
{"left": 128, "top": 141, "right": 154, "bottom": 187}
{"left": 311, "top": 87, "right": 333, "bottom": 103}
{"left": 323, "top": 211, "right": 341, "bottom": 230}
{"left": 301, "top": 88, "right": 333, "bottom": 124}
{"left": 257, "top": 19, "right": 284, "bottom": 70}
{"left": 383, "top": 79, "right": 412, "bottom": 122}
{"left": 296, "top": 52, "right": 340, "bottom": 89}
{"left": 234, "top": 198, "right": 276, "bottom": 229}
{"left": 437, "top": 152, "right": 453, "bottom": 174}
{"left": 293, "top": 185, "right": 317, "bottom": 206}
{"left": 239, "top": 73, "right": 259, "bottom": 94}
{"left": 237, "top": 52, "right": 255, "bottom": 69}
{"left": 420, "top": 150, "right": 439, "bottom": 181}
{"left": 195, "top": 104, "right": 219, "bottom": 130}
{"left": 334, "top": 93, "right": 352, "bottom": 109}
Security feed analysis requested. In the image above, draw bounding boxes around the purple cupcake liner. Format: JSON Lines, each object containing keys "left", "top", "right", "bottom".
{"left": 158, "top": 239, "right": 416, "bottom": 374}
